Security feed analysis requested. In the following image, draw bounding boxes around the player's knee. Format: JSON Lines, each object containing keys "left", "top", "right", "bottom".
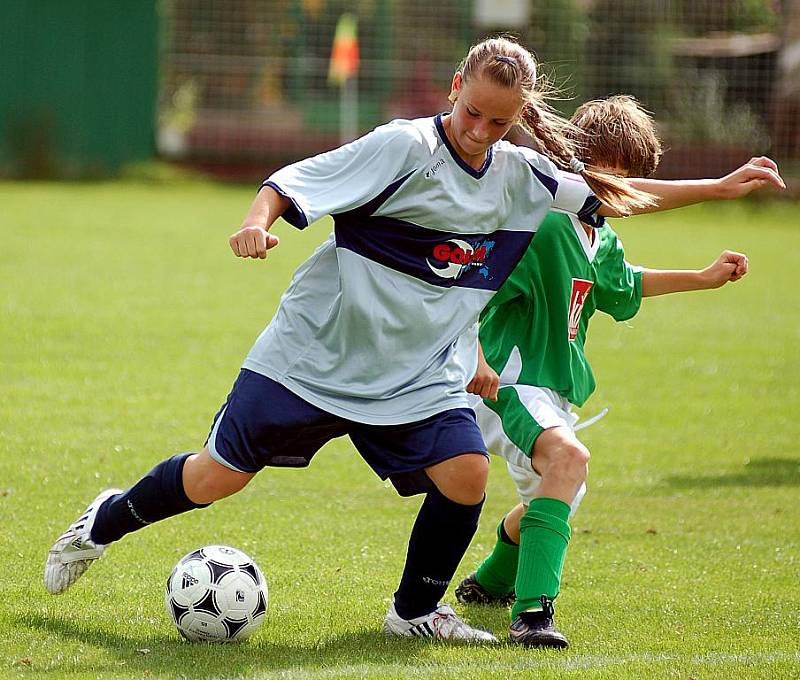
{"left": 429, "top": 454, "right": 488, "bottom": 505}
{"left": 551, "top": 442, "right": 590, "bottom": 484}
{"left": 452, "top": 461, "right": 488, "bottom": 505}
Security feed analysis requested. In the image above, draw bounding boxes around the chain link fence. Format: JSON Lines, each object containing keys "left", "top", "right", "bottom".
{"left": 158, "top": 0, "right": 800, "bottom": 180}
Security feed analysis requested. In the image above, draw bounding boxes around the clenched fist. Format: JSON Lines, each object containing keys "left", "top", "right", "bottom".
{"left": 229, "top": 225, "right": 280, "bottom": 259}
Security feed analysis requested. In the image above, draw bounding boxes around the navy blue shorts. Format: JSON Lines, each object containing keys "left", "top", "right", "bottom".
{"left": 206, "top": 369, "right": 488, "bottom": 496}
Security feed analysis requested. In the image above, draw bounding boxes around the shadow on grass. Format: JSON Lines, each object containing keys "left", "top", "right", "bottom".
{"left": 14, "top": 610, "right": 470, "bottom": 676}
{"left": 667, "top": 457, "right": 800, "bottom": 489}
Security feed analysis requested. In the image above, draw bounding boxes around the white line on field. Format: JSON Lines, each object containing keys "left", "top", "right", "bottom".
{"left": 245, "top": 651, "right": 800, "bottom": 679}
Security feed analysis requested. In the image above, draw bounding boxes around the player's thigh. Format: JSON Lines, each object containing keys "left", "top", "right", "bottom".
{"left": 206, "top": 369, "right": 348, "bottom": 474}
{"left": 471, "top": 385, "right": 575, "bottom": 468}
{"left": 351, "top": 407, "right": 488, "bottom": 503}
{"left": 471, "top": 385, "right": 577, "bottom": 501}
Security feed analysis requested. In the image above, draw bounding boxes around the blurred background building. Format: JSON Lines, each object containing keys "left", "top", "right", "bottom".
{"left": 3, "top": 0, "right": 799, "bottom": 181}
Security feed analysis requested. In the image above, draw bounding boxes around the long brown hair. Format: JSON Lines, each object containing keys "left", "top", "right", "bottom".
{"left": 570, "top": 95, "right": 662, "bottom": 178}
{"left": 456, "top": 38, "right": 657, "bottom": 215}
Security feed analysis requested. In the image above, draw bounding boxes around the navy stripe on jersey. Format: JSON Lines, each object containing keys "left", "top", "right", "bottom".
{"left": 526, "top": 162, "right": 558, "bottom": 199}
{"left": 345, "top": 170, "right": 415, "bottom": 218}
{"left": 262, "top": 181, "right": 309, "bottom": 229}
{"left": 333, "top": 214, "right": 533, "bottom": 291}
{"left": 577, "top": 195, "right": 605, "bottom": 229}
{"left": 434, "top": 114, "right": 493, "bottom": 180}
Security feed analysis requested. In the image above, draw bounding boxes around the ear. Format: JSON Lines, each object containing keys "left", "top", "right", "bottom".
{"left": 448, "top": 71, "right": 463, "bottom": 104}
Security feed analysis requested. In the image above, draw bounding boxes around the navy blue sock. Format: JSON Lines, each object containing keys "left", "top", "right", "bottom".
{"left": 394, "top": 487, "right": 484, "bottom": 620}
{"left": 90, "top": 453, "right": 209, "bottom": 545}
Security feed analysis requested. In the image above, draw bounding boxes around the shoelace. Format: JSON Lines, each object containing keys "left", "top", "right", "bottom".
{"left": 538, "top": 595, "right": 555, "bottom": 618}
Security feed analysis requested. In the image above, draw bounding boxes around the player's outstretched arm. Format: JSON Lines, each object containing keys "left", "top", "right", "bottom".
{"left": 598, "top": 157, "right": 785, "bottom": 217}
{"left": 641, "top": 251, "right": 748, "bottom": 297}
{"left": 229, "top": 186, "right": 290, "bottom": 259}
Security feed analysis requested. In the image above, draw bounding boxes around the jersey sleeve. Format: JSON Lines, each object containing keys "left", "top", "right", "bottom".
{"left": 260, "top": 120, "right": 423, "bottom": 228}
{"left": 521, "top": 150, "right": 604, "bottom": 229}
{"left": 594, "top": 228, "right": 643, "bottom": 321}
{"left": 553, "top": 172, "right": 604, "bottom": 228}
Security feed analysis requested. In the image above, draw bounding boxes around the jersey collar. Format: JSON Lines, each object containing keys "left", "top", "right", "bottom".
{"left": 568, "top": 214, "right": 601, "bottom": 262}
{"left": 434, "top": 113, "right": 494, "bottom": 179}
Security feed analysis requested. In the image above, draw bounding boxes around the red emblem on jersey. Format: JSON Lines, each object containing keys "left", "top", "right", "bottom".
{"left": 568, "top": 278, "right": 594, "bottom": 341}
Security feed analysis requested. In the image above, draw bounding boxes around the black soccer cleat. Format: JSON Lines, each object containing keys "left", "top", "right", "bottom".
{"left": 454, "top": 573, "right": 516, "bottom": 607}
{"left": 509, "top": 595, "right": 569, "bottom": 649}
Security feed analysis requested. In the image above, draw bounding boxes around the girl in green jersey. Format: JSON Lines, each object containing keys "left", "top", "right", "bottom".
{"left": 457, "top": 96, "right": 752, "bottom": 648}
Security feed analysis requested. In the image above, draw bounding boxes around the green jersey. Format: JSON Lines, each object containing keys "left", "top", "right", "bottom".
{"left": 480, "top": 211, "right": 642, "bottom": 407}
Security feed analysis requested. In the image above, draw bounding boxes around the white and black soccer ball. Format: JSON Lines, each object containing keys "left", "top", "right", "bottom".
{"left": 165, "top": 545, "right": 268, "bottom": 642}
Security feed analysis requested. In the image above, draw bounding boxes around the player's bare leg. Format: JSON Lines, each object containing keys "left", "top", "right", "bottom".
{"left": 425, "top": 453, "right": 488, "bottom": 505}
{"left": 183, "top": 448, "right": 255, "bottom": 504}
{"left": 530, "top": 427, "right": 590, "bottom": 507}
{"left": 509, "top": 426, "right": 588, "bottom": 648}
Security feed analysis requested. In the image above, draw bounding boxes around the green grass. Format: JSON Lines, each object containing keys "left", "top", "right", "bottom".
{"left": 1, "top": 181, "right": 798, "bottom": 679}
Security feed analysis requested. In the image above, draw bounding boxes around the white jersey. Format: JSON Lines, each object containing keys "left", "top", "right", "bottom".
{"left": 243, "top": 114, "right": 599, "bottom": 425}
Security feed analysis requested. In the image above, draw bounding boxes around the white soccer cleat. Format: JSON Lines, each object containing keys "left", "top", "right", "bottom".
{"left": 384, "top": 603, "right": 498, "bottom": 643}
{"left": 44, "top": 488, "right": 122, "bottom": 595}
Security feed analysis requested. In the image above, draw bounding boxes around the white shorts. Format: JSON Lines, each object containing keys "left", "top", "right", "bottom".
{"left": 469, "top": 385, "right": 586, "bottom": 515}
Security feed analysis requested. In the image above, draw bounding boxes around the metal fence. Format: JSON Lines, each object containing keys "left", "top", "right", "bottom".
{"left": 158, "top": 0, "right": 800, "bottom": 180}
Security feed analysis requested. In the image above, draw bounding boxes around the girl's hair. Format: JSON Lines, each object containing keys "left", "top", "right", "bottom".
{"left": 455, "top": 37, "right": 657, "bottom": 215}
{"left": 570, "top": 95, "right": 662, "bottom": 178}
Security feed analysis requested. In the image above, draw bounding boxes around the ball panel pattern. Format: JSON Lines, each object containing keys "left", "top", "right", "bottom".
{"left": 165, "top": 545, "right": 268, "bottom": 642}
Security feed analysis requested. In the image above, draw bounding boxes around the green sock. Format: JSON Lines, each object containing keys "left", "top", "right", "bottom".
{"left": 474, "top": 517, "right": 519, "bottom": 596}
{"left": 511, "top": 497, "right": 571, "bottom": 619}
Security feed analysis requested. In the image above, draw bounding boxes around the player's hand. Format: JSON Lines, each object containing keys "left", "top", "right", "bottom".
{"left": 714, "top": 157, "right": 785, "bottom": 199}
{"left": 229, "top": 225, "right": 280, "bottom": 259}
{"left": 702, "top": 250, "right": 748, "bottom": 288}
{"left": 467, "top": 362, "right": 500, "bottom": 402}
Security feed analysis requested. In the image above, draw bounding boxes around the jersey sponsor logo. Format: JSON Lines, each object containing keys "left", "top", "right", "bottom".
{"left": 424, "top": 158, "right": 446, "bottom": 179}
{"left": 568, "top": 278, "right": 593, "bottom": 341}
{"left": 427, "top": 238, "right": 495, "bottom": 280}
{"left": 334, "top": 214, "right": 532, "bottom": 291}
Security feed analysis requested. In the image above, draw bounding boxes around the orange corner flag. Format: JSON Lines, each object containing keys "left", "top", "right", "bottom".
{"left": 328, "top": 13, "right": 359, "bottom": 86}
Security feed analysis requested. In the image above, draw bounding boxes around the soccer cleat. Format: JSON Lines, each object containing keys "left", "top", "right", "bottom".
{"left": 44, "top": 488, "right": 122, "bottom": 595}
{"left": 509, "top": 595, "right": 569, "bottom": 649}
{"left": 455, "top": 572, "right": 516, "bottom": 607}
{"left": 384, "top": 603, "right": 498, "bottom": 643}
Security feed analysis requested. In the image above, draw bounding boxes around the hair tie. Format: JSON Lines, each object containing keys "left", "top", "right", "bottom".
{"left": 495, "top": 55, "right": 517, "bottom": 67}
{"left": 570, "top": 158, "right": 586, "bottom": 174}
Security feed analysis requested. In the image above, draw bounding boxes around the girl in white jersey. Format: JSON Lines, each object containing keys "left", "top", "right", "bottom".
{"left": 45, "top": 37, "right": 784, "bottom": 642}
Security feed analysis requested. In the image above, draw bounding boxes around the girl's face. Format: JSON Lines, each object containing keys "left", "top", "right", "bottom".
{"left": 445, "top": 71, "right": 524, "bottom": 167}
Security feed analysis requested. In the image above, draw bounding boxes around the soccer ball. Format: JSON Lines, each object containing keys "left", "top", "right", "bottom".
{"left": 165, "top": 545, "right": 268, "bottom": 642}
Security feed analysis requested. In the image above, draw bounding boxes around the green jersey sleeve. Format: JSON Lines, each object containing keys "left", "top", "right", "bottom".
{"left": 593, "top": 228, "right": 643, "bottom": 322}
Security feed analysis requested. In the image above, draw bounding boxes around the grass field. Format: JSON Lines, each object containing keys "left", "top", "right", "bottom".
{"left": 1, "top": 179, "right": 798, "bottom": 679}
